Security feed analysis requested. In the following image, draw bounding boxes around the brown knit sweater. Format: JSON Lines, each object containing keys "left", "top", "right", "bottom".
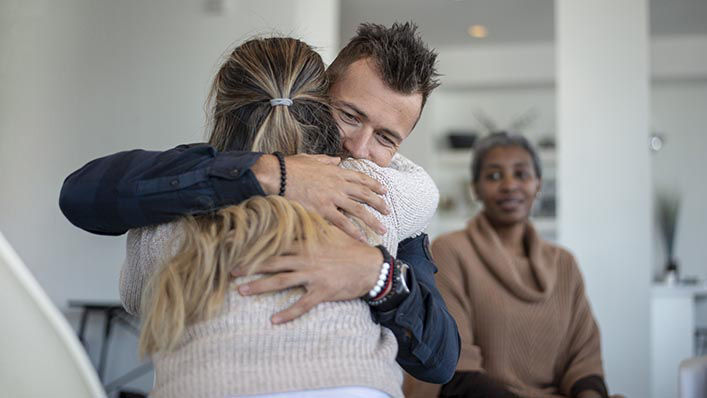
{"left": 404, "top": 213, "right": 604, "bottom": 398}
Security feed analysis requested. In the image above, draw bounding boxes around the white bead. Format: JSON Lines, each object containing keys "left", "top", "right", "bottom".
{"left": 376, "top": 280, "right": 384, "bottom": 287}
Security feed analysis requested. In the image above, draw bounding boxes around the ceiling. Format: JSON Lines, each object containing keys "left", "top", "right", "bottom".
{"left": 340, "top": 0, "right": 707, "bottom": 48}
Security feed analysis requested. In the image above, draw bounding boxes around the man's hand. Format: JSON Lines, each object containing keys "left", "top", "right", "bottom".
{"left": 251, "top": 154, "right": 389, "bottom": 240}
{"left": 233, "top": 227, "right": 383, "bottom": 324}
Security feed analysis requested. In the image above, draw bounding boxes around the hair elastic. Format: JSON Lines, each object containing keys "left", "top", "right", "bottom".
{"left": 269, "top": 98, "right": 293, "bottom": 107}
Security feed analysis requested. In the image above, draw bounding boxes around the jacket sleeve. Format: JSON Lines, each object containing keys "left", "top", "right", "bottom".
{"left": 374, "top": 233, "right": 461, "bottom": 384}
{"left": 559, "top": 253, "right": 608, "bottom": 398}
{"left": 59, "top": 144, "right": 264, "bottom": 235}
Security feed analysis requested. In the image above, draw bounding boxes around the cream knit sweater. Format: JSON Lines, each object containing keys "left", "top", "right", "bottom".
{"left": 120, "top": 154, "right": 439, "bottom": 398}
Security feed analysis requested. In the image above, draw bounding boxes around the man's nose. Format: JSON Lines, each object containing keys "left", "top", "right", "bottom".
{"left": 343, "top": 132, "right": 370, "bottom": 159}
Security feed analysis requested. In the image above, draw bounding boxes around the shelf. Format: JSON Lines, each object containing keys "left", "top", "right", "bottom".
{"left": 435, "top": 147, "right": 556, "bottom": 167}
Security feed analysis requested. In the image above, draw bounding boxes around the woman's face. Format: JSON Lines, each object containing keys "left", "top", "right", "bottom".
{"left": 473, "top": 145, "right": 541, "bottom": 227}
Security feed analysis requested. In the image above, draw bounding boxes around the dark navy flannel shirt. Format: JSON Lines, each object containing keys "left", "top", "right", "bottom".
{"left": 59, "top": 143, "right": 460, "bottom": 383}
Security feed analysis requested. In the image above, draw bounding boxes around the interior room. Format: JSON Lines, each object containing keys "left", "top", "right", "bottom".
{"left": 1, "top": 0, "right": 705, "bottom": 397}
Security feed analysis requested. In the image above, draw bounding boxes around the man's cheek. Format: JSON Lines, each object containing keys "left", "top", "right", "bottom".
{"left": 372, "top": 148, "right": 394, "bottom": 167}
{"left": 335, "top": 120, "right": 347, "bottom": 137}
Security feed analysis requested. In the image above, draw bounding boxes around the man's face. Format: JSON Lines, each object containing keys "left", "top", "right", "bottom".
{"left": 328, "top": 58, "right": 423, "bottom": 167}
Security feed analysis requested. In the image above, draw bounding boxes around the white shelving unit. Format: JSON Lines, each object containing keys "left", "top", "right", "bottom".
{"left": 406, "top": 75, "right": 559, "bottom": 241}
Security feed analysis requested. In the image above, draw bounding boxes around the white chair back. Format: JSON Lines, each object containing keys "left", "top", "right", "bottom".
{"left": 0, "top": 231, "right": 106, "bottom": 398}
{"left": 680, "top": 355, "right": 707, "bottom": 398}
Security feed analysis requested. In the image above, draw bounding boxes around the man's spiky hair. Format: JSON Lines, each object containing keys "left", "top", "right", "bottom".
{"left": 328, "top": 22, "right": 440, "bottom": 109}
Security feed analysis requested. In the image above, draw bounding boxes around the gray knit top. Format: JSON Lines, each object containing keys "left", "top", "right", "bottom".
{"left": 119, "top": 154, "right": 439, "bottom": 398}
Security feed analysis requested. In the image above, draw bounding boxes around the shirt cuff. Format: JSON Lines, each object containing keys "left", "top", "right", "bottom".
{"left": 209, "top": 151, "right": 266, "bottom": 205}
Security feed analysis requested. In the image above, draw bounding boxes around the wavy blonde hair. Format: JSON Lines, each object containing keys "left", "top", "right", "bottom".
{"left": 139, "top": 196, "right": 331, "bottom": 355}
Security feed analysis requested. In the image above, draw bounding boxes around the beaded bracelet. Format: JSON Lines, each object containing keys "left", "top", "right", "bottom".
{"left": 367, "top": 260, "right": 392, "bottom": 299}
{"left": 272, "top": 151, "right": 286, "bottom": 197}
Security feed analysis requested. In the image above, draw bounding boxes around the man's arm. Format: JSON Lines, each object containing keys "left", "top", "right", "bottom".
{"left": 59, "top": 144, "right": 263, "bottom": 235}
{"left": 372, "top": 233, "right": 461, "bottom": 384}
{"left": 59, "top": 144, "right": 388, "bottom": 237}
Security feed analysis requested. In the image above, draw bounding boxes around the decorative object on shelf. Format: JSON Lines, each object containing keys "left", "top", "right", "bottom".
{"left": 537, "top": 135, "right": 556, "bottom": 150}
{"left": 446, "top": 131, "right": 478, "bottom": 149}
{"left": 471, "top": 107, "right": 539, "bottom": 136}
{"left": 656, "top": 190, "right": 681, "bottom": 284}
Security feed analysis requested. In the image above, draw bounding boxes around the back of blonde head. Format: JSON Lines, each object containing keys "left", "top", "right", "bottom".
{"left": 139, "top": 37, "right": 342, "bottom": 356}
{"left": 207, "top": 37, "right": 341, "bottom": 156}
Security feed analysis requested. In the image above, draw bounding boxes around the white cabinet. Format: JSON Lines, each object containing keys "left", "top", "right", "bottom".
{"left": 651, "top": 285, "right": 707, "bottom": 398}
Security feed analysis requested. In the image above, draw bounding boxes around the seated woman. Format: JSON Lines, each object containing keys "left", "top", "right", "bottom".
{"left": 404, "top": 132, "right": 609, "bottom": 398}
{"left": 120, "top": 37, "right": 438, "bottom": 398}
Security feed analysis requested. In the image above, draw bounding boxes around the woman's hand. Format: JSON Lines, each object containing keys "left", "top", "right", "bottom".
{"left": 252, "top": 153, "right": 389, "bottom": 240}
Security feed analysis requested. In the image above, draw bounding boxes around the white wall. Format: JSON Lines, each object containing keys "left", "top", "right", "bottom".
{"left": 0, "top": 0, "right": 339, "bottom": 394}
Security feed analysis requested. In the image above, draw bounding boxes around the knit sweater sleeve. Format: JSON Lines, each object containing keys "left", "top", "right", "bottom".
{"left": 558, "top": 252, "right": 606, "bottom": 397}
{"left": 430, "top": 233, "right": 484, "bottom": 372}
{"left": 119, "top": 223, "right": 182, "bottom": 316}
{"left": 340, "top": 154, "right": 439, "bottom": 257}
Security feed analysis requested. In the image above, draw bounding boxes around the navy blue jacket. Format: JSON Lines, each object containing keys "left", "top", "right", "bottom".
{"left": 59, "top": 144, "right": 460, "bottom": 383}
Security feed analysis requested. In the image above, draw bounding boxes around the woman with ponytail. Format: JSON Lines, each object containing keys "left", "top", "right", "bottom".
{"left": 120, "top": 37, "right": 438, "bottom": 398}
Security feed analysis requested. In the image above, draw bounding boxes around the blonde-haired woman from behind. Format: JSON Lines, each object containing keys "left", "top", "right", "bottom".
{"left": 120, "top": 37, "right": 438, "bottom": 398}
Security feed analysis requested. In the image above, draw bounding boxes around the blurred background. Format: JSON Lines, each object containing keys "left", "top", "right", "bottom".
{"left": 1, "top": 0, "right": 705, "bottom": 397}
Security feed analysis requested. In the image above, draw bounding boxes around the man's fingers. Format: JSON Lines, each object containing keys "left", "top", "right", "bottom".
{"left": 343, "top": 169, "right": 386, "bottom": 195}
{"left": 347, "top": 185, "right": 389, "bottom": 216}
{"left": 326, "top": 210, "right": 366, "bottom": 242}
{"left": 341, "top": 200, "right": 386, "bottom": 235}
{"left": 237, "top": 272, "right": 305, "bottom": 296}
{"left": 309, "top": 154, "right": 341, "bottom": 165}
{"left": 271, "top": 291, "right": 322, "bottom": 324}
{"left": 231, "top": 254, "right": 304, "bottom": 277}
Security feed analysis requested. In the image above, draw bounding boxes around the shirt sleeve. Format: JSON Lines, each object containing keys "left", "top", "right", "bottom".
{"left": 59, "top": 144, "right": 265, "bottom": 236}
{"left": 374, "top": 233, "right": 461, "bottom": 384}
